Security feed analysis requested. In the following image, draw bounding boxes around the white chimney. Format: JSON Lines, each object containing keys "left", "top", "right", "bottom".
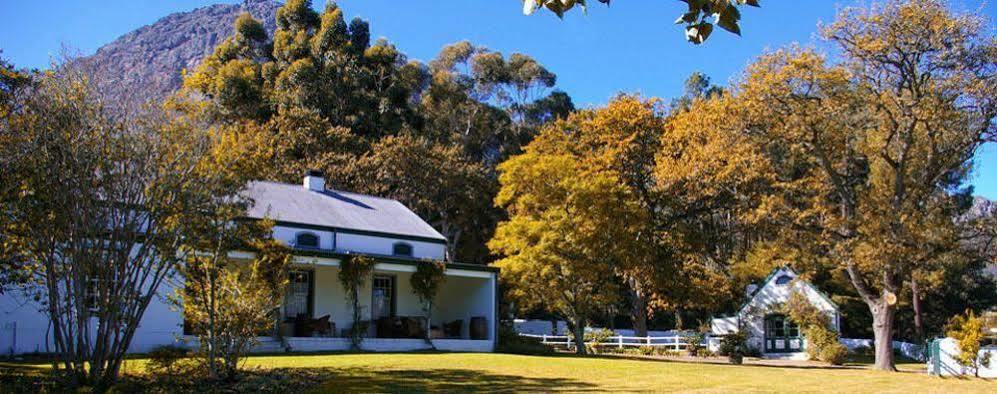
{"left": 303, "top": 170, "right": 325, "bottom": 192}
{"left": 746, "top": 284, "right": 758, "bottom": 297}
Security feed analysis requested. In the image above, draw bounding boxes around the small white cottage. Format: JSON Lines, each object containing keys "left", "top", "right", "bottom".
{"left": 711, "top": 266, "right": 840, "bottom": 359}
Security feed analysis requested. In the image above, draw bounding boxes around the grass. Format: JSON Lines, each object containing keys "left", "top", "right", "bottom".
{"left": 1, "top": 352, "right": 992, "bottom": 393}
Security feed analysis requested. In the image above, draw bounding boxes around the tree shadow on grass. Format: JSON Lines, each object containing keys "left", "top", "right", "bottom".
{"left": 0, "top": 361, "right": 598, "bottom": 393}
{"left": 312, "top": 367, "right": 598, "bottom": 393}
{"left": 581, "top": 353, "right": 926, "bottom": 374}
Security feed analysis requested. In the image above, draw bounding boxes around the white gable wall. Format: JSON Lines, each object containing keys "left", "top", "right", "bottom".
{"left": 712, "top": 267, "right": 840, "bottom": 358}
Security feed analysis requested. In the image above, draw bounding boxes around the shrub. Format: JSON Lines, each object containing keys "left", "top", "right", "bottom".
{"left": 695, "top": 348, "right": 715, "bottom": 358}
{"left": 803, "top": 325, "right": 846, "bottom": 365}
{"left": 719, "top": 331, "right": 747, "bottom": 364}
{"left": 496, "top": 325, "right": 553, "bottom": 355}
{"left": 638, "top": 345, "right": 655, "bottom": 356}
{"left": 946, "top": 309, "right": 992, "bottom": 377}
{"left": 582, "top": 328, "right": 615, "bottom": 355}
{"left": 683, "top": 330, "right": 708, "bottom": 356}
{"left": 819, "top": 342, "right": 848, "bottom": 365}
{"left": 147, "top": 345, "right": 190, "bottom": 375}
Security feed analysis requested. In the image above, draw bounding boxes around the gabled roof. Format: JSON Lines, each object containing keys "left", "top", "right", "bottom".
{"left": 243, "top": 181, "right": 446, "bottom": 242}
{"left": 737, "top": 266, "right": 839, "bottom": 315}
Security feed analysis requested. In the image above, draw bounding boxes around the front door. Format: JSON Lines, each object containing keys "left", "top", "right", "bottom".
{"left": 764, "top": 314, "right": 802, "bottom": 353}
{"left": 371, "top": 275, "right": 395, "bottom": 320}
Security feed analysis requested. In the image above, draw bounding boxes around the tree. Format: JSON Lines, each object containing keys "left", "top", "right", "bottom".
{"left": 670, "top": 71, "right": 723, "bottom": 113}
{"left": 351, "top": 135, "right": 493, "bottom": 262}
{"left": 0, "top": 53, "right": 34, "bottom": 294}
{"left": 0, "top": 64, "right": 216, "bottom": 388}
{"left": 181, "top": 1, "right": 424, "bottom": 182}
{"left": 172, "top": 115, "right": 292, "bottom": 381}
{"left": 490, "top": 151, "right": 641, "bottom": 354}
{"left": 730, "top": 0, "right": 996, "bottom": 371}
{"left": 338, "top": 254, "right": 376, "bottom": 349}
{"left": 521, "top": 0, "right": 760, "bottom": 44}
{"left": 517, "top": 95, "right": 767, "bottom": 334}
{"left": 182, "top": 3, "right": 572, "bottom": 265}
{"left": 178, "top": 234, "right": 291, "bottom": 381}
{"left": 410, "top": 260, "right": 447, "bottom": 345}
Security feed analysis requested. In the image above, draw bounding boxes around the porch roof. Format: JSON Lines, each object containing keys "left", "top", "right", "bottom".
{"left": 291, "top": 248, "right": 500, "bottom": 274}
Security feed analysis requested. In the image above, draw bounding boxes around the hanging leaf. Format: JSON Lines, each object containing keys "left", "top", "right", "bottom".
{"left": 686, "top": 22, "right": 713, "bottom": 44}
{"left": 523, "top": 0, "right": 540, "bottom": 15}
{"left": 717, "top": 9, "right": 741, "bottom": 35}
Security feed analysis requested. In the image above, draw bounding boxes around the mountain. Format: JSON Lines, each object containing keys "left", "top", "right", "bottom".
{"left": 78, "top": 0, "right": 279, "bottom": 107}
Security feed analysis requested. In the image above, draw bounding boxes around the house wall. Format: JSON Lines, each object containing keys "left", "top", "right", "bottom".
{"left": 0, "top": 281, "right": 183, "bottom": 355}
{"left": 1, "top": 256, "right": 496, "bottom": 355}
{"left": 272, "top": 225, "right": 446, "bottom": 260}
{"left": 308, "top": 261, "right": 494, "bottom": 342}
{"left": 929, "top": 337, "right": 997, "bottom": 378}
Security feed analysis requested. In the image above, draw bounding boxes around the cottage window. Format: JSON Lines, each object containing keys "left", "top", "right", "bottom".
{"left": 392, "top": 242, "right": 413, "bottom": 257}
{"left": 775, "top": 274, "right": 793, "bottom": 285}
{"left": 295, "top": 232, "right": 320, "bottom": 249}
{"left": 284, "top": 270, "right": 313, "bottom": 321}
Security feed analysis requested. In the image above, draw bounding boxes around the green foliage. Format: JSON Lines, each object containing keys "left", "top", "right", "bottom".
{"left": 718, "top": 331, "right": 747, "bottom": 364}
{"left": 946, "top": 310, "right": 991, "bottom": 377}
{"left": 683, "top": 329, "right": 709, "bottom": 356}
{"left": 338, "top": 254, "right": 376, "bottom": 349}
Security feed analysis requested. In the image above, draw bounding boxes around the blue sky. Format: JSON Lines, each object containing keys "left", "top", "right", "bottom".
{"left": 2, "top": 0, "right": 995, "bottom": 197}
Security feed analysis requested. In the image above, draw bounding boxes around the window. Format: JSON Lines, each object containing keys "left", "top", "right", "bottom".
{"left": 392, "top": 242, "right": 413, "bottom": 257}
{"left": 284, "top": 270, "right": 313, "bottom": 321}
{"left": 295, "top": 232, "right": 320, "bottom": 249}
{"left": 775, "top": 274, "right": 793, "bottom": 285}
{"left": 84, "top": 277, "right": 101, "bottom": 313}
{"left": 372, "top": 275, "right": 395, "bottom": 319}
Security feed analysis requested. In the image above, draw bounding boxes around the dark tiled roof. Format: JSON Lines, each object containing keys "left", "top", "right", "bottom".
{"left": 244, "top": 181, "right": 445, "bottom": 241}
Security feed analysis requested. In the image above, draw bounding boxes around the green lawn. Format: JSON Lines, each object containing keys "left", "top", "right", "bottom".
{"left": 3, "top": 352, "right": 992, "bottom": 393}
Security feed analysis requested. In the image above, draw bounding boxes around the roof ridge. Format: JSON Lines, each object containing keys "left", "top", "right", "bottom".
{"left": 247, "top": 180, "right": 401, "bottom": 203}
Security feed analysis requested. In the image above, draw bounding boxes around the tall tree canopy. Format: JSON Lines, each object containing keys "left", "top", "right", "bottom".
{"left": 716, "top": 0, "right": 997, "bottom": 371}
{"left": 179, "top": 0, "right": 571, "bottom": 264}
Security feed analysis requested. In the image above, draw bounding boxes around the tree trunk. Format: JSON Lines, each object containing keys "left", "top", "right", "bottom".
{"left": 628, "top": 278, "right": 648, "bottom": 337}
{"left": 570, "top": 317, "right": 587, "bottom": 355}
{"left": 674, "top": 309, "right": 684, "bottom": 331}
{"left": 630, "top": 296, "right": 648, "bottom": 337}
{"left": 911, "top": 279, "right": 924, "bottom": 343}
{"left": 871, "top": 301, "right": 897, "bottom": 371}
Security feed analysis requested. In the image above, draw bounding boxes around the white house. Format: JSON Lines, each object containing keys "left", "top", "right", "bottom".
{"left": 711, "top": 266, "right": 840, "bottom": 360}
{"left": 0, "top": 171, "right": 498, "bottom": 355}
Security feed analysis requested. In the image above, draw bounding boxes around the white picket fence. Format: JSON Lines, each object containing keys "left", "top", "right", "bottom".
{"left": 519, "top": 333, "right": 693, "bottom": 350}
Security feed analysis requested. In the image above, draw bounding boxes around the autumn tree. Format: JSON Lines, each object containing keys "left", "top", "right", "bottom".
{"left": 181, "top": 0, "right": 424, "bottom": 182}
{"left": 182, "top": 3, "right": 571, "bottom": 265}
{"left": 490, "top": 151, "right": 642, "bottom": 354}
{"left": 352, "top": 135, "right": 492, "bottom": 261}
{"left": 521, "top": 0, "right": 760, "bottom": 44}
{"left": 728, "top": 0, "right": 996, "bottom": 371}
{"left": 0, "top": 53, "right": 34, "bottom": 294}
